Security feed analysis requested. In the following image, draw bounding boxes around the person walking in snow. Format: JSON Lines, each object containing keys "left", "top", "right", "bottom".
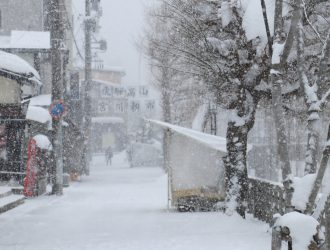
{"left": 105, "top": 146, "right": 113, "bottom": 166}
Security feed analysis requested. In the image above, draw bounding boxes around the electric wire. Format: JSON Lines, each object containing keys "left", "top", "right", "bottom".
{"left": 60, "top": 0, "right": 85, "bottom": 61}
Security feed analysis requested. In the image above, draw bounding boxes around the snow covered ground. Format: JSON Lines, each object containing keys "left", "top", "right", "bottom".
{"left": 0, "top": 153, "right": 270, "bottom": 250}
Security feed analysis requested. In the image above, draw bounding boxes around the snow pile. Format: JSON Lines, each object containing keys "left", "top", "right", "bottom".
{"left": 292, "top": 174, "right": 316, "bottom": 211}
{"left": 275, "top": 212, "right": 319, "bottom": 249}
{"left": 26, "top": 106, "right": 51, "bottom": 124}
{"left": 33, "top": 134, "right": 52, "bottom": 150}
{"left": 0, "top": 50, "right": 41, "bottom": 84}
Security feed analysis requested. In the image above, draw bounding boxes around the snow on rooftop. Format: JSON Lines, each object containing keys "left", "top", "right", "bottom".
{"left": 149, "top": 120, "right": 227, "bottom": 152}
{"left": 11, "top": 31, "right": 50, "bottom": 49}
{"left": 0, "top": 50, "right": 41, "bottom": 84}
{"left": 92, "top": 117, "right": 125, "bottom": 124}
{"left": 28, "top": 94, "right": 51, "bottom": 107}
{"left": 26, "top": 106, "right": 51, "bottom": 124}
{"left": 33, "top": 134, "right": 52, "bottom": 150}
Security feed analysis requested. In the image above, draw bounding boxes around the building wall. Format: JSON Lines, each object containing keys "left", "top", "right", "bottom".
{"left": 93, "top": 70, "right": 124, "bottom": 84}
{"left": 0, "top": 0, "right": 74, "bottom": 95}
{"left": 0, "top": 0, "right": 44, "bottom": 35}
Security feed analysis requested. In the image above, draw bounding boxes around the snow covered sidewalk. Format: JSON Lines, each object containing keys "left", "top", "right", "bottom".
{"left": 0, "top": 153, "right": 270, "bottom": 250}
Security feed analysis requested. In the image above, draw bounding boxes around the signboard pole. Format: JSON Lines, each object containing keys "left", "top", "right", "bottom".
{"left": 82, "top": 0, "right": 93, "bottom": 175}
{"left": 50, "top": 0, "right": 64, "bottom": 195}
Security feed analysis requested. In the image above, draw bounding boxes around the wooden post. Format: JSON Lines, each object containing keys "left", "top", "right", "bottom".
{"left": 325, "top": 196, "right": 330, "bottom": 249}
{"left": 271, "top": 226, "right": 282, "bottom": 250}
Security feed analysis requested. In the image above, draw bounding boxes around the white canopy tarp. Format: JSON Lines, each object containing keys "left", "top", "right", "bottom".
{"left": 149, "top": 119, "right": 227, "bottom": 152}
{"left": 149, "top": 120, "right": 227, "bottom": 207}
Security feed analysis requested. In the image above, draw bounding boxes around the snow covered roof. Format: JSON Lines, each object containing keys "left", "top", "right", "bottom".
{"left": 28, "top": 94, "right": 51, "bottom": 107}
{"left": 0, "top": 31, "right": 50, "bottom": 49}
{"left": 33, "top": 134, "right": 52, "bottom": 150}
{"left": 0, "top": 50, "right": 41, "bottom": 84}
{"left": 26, "top": 106, "right": 51, "bottom": 124}
{"left": 149, "top": 120, "right": 227, "bottom": 153}
{"left": 92, "top": 117, "right": 125, "bottom": 124}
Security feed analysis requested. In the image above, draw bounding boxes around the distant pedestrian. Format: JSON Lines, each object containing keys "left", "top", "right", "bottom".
{"left": 105, "top": 146, "right": 113, "bottom": 166}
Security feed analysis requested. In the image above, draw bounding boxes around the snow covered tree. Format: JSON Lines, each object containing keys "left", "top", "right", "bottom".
{"left": 144, "top": 0, "right": 275, "bottom": 216}
{"left": 145, "top": 0, "right": 330, "bottom": 218}
{"left": 144, "top": 2, "right": 205, "bottom": 125}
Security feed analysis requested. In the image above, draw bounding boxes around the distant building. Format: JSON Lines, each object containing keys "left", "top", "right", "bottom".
{"left": 88, "top": 66, "right": 158, "bottom": 153}
{"left": 87, "top": 66, "right": 126, "bottom": 153}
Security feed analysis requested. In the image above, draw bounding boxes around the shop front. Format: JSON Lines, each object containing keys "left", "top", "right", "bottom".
{"left": 0, "top": 51, "right": 42, "bottom": 181}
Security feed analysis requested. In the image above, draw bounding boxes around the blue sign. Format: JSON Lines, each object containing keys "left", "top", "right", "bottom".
{"left": 49, "top": 100, "right": 66, "bottom": 119}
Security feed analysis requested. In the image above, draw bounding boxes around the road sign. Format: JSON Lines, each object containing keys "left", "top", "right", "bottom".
{"left": 49, "top": 100, "right": 67, "bottom": 119}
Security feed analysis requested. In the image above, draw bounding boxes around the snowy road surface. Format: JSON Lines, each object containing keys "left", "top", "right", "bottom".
{"left": 0, "top": 153, "right": 270, "bottom": 250}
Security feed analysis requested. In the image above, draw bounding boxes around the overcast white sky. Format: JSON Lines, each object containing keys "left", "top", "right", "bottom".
{"left": 72, "top": 0, "right": 153, "bottom": 85}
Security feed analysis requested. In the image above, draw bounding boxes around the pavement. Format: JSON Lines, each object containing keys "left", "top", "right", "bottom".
{"left": 0, "top": 153, "right": 270, "bottom": 250}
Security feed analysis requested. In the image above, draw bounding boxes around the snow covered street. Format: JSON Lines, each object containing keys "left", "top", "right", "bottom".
{"left": 0, "top": 153, "right": 270, "bottom": 250}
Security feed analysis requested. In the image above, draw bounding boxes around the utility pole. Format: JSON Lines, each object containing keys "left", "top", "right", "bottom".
{"left": 50, "top": 0, "right": 64, "bottom": 195}
{"left": 83, "top": 0, "right": 93, "bottom": 175}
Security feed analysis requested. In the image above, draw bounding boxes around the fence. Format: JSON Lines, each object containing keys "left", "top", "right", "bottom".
{"left": 247, "top": 177, "right": 286, "bottom": 224}
{"left": 247, "top": 176, "right": 330, "bottom": 249}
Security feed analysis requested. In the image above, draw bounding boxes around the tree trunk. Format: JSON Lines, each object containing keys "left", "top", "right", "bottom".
{"left": 225, "top": 90, "right": 257, "bottom": 217}
{"left": 306, "top": 124, "right": 330, "bottom": 214}
{"left": 295, "top": 3, "right": 321, "bottom": 175}
{"left": 225, "top": 120, "right": 249, "bottom": 217}
{"left": 271, "top": 69, "right": 293, "bottom": 211}
{"left": 270, "top": 0, "right": 293, "bottom": 212}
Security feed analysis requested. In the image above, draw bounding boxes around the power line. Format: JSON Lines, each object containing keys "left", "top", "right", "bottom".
{"left": 60, "top": 0, "right": 85, "bottom": 61}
